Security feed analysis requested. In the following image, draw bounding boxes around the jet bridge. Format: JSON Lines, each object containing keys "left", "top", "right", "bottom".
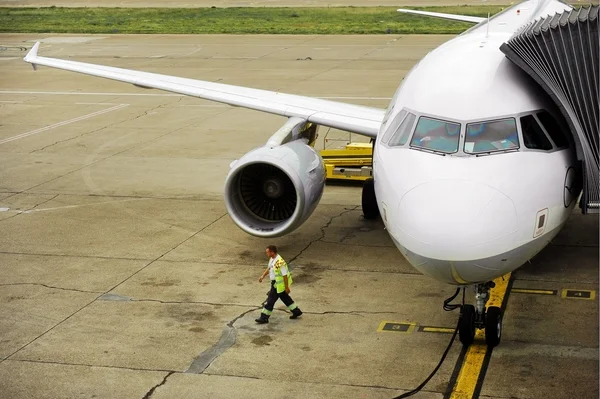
{"left": 500, "top": 5, "right": 599, "bottom": 214}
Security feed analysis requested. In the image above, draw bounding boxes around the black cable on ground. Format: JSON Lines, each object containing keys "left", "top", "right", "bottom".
{"left": 392, "top": 287, "right": 464, "bottom": 399}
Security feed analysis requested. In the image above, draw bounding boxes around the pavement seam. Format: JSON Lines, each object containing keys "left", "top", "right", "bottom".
{"left": 104, "top": 212, "right": 228, "bottom": 295}
{"left": 28, "top": 105, "right": 131, "bottom": 154}
{"left": 9, "top": 102, "right": 227, "bottom": 198}
{"left": 185, "top": 206, "right": 384, "bottom": 376}
{"left": 3, "top": 213, "right": 226, "bottom": 361}
{"left": 0, "top": 250, "right": 152, "bottom": 262}
{"left": 0, "top": 282, "right": 102, "bottom": 294}
{"left": 203, "top": 371, "right": 442, "bottom": 394}
{"left": 4, "top": 293, "right": 105, "bottom": 361}
{"left": 6, "top": 358, "right": 175, "bottom": 373}
{"left": 0, "top": 193, "right": 59, "bottom": 224}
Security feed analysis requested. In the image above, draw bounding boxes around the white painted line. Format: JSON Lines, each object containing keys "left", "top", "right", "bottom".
{"left": 0, "top": 91, "right": 392, "bottom": 100}
{"left": 0, "top": 90, "right": 180, "bottom": 97}
{"left": 22, "top": 198, "right": 151, "bottom": 213}
{"left": 318, "top": 96, "right": 392, "bottom": 100}
{"left": 75, "top": 102, "right": 120, "bottom": 105}
{"left": 179, "top": 104, "right": 230, "bottom": 108}
{"left": 0, "top": 100, "right": 23, "bottom": 103}
{"left": 182, "top": 48, "right": 202, "bottom": 57}
{"left": 0, "top": 198, "right": 151, "bottom": 214}
{"left": 0, "top": 103, "right": 129, "bottom": 145}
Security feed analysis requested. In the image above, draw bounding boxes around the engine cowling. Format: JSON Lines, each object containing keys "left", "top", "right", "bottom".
{"left": 224, "top": 139, "right": 325, "bottom": 237}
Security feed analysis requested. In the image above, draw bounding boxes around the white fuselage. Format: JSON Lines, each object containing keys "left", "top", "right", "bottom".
{"left": 373, "top": 0, "right": 579, "bottom": 284}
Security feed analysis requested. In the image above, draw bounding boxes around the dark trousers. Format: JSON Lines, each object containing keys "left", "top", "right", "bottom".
{"left": 262, "top": 281, "right": 296, "bottom": 314}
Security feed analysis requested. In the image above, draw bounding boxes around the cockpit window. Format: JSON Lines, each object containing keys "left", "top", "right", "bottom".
{"left": 410, "top": 117, "right": 460, "bottom": 153}
{"left": 381, "top": 109, "right": 407, "bottom": 144}
{"left": 536, "top": 111, "right": 569, "bottom": 148}
{"left": 464, "top": 118, "right": 519, "bottom": 154}
{"left": 388, "top": 112, "right": 417, "bottom": 147}
{"left": 520, "top": 115, "right": 553, "bottom": 151}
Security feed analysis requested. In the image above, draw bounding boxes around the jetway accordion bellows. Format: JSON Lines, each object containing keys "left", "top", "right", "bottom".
{"left": 500, "top": 5, "right": 599, "bottom": 214}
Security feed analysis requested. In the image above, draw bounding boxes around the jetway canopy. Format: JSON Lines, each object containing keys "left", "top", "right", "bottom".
{"left": 500, "top": 5, "right": 599, "bottom": 214}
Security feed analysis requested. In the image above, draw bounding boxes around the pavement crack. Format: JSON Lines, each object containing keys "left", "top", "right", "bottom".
{"left": 141, "top": 371, "right": 174, "bottom": 399}
{"left": 311, "top": 310, "right": 397, "bottom": 316}
{"left": 288, "top": 206, "right": 359, "bottom": 263}
{"left": 125, "top": 297, "right": 258, "bottom": 309}
{"left": 0, "top": 282, "right": 101, "bottom": 294}
{"left": 10, "top": 358, "right": 175, "bottom": 373}
{"left": 30, "top": 125, "right": 112, "bottom": 153}
{"left": 185, "top": 306, "right": 261, "bottom": 374}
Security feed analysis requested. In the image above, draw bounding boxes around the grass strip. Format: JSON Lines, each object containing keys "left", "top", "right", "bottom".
{"left": 0, "top": 6, "right": 508, "bottom": 34}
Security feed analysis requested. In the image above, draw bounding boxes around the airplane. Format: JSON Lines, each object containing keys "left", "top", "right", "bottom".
{"left": 23, "top": 0, "right": 583, "bottom": 348}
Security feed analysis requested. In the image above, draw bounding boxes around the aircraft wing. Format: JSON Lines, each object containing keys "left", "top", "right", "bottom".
{"left": 23, "top": 42, "right": 384, "bottom": 137}
{"left": 397, "top": 9, "right": 485, "bottom": 24}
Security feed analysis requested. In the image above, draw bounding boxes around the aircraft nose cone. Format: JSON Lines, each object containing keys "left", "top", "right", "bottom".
{"left": 397, "top": 180, "right": 517, "bottom": 259}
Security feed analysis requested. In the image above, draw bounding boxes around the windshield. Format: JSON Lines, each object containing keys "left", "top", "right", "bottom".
{"left": 410, "top": 116, "right": 461, "bottom": 153}
{"left": 520, "top": 115, "right": 553, "bottom": 151}
{"left": 464, "top": 118, "right": 519, "bottom": 154}
{"left": 388, "top": 112, "right": 417, "bottom": 146}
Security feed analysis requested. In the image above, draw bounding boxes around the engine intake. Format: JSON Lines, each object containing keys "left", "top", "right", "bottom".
{"left": 224, "top": 139, "right": 325, "bottom": 237}
{"left": 239, "top": 163, "right": 297, "bottom": 221}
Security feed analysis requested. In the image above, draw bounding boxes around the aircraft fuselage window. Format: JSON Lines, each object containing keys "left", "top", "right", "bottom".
{"left": 520, "top": 115, "right": 553, "bottom": 151}
{"left": 381, "top": 109, "right": 408, "bottom": 144}
{"left": 464, "top": 118, "right": 519, "bottom": 154}
{"left": 409, "top": 116, "right": 460, "bottom": 153}
{"left": 536, "top": 111, "right": 569, "bottom": 148}
{"left": 389, "top": 112, "right": 417, "bottom": 147}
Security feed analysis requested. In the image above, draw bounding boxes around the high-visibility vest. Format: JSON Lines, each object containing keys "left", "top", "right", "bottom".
{"left": 273, "top": 255, "right": 293, "bottom": 294}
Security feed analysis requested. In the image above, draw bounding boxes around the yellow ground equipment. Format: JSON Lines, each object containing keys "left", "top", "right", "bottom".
{"left": 319, "top": 132, "right": 373, "bottom": 181}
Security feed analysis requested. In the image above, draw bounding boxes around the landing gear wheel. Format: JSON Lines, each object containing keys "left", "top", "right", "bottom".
{"left": 361, "top": 178, "right": 379, "bottom": 220}
{"left": 485, "top": 306, "right": 502, "bottom": 348}
{"left": 459, "top": 304, "right": 476, "bottom": 346}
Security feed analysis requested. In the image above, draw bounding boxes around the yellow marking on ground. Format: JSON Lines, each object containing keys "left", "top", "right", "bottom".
{"left": 449, "top": 273, "right": 511, "bottom": 399}
{"left": 512, "top": 288, "right": 555, "bottom": 295}
{"left": 561, "top": 289, "right": 596, "bottom": 300}
{"left": 376, "top": 321, "right": 416, "bottom": 333}
{"left": 422, "top": 327, "right": 455, "bottom": 333}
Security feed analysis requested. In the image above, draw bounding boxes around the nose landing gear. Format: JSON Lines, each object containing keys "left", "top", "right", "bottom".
{"left": 361, "top": 178, "right": 379, "bottom": 220}
{"left": 458, "top": 281, "right": 503, "bottom": 348}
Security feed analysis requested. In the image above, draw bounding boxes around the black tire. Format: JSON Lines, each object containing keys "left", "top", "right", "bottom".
{"left": 459, "top": 304, "right": 476, "bottom": 346}
{"left": 361, "top": 178, "right": 379, "bottom": 220}
{"left": 485, "top": 306, "right": 502, "bottom": 348}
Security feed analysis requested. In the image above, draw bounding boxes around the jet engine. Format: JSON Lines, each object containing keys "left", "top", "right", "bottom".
{"left": 224, "top": 119, "right": 325, "bottom": 238}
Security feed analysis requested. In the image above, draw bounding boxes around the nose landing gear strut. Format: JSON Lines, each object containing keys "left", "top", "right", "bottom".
{"left": 458, "top": 281, "right": 503, "bottom": 347}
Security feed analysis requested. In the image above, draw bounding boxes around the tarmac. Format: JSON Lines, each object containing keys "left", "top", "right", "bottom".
{"left": 0, "top": 34, "right": 598, "bottom": 399}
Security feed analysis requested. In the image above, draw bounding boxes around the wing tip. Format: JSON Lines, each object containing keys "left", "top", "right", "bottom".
{"left": 24, "top": 42, "right": 40, "bottom": 70}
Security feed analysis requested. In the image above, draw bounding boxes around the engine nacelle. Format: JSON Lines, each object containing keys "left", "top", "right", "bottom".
{"left": 224, "top": 139, "right": 325, "bottom": 237}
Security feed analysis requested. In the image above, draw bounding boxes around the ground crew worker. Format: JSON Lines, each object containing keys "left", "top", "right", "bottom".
{"left": 255, "top": 245, "right": 302, "bottom": 324}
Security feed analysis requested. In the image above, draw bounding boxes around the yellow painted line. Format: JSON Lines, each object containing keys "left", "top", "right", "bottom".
{"left": 422, "top": 327, "right": 455, "bottom": 334}
{"left": 512, "top": 288, "right": 555, "bottom": 295}
{"left": 449, "top": 273, "right": 511, "bottom": 399}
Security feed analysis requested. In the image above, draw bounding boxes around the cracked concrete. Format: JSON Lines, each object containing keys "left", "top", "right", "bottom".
{"left": 185, "top": 306, "right": 261, "bottom": 374}
{"left": 0, "top": 34, "right": 597, "bottom": 399}
{"left": 142, "top": 371, "right": 175, "bottom": 399}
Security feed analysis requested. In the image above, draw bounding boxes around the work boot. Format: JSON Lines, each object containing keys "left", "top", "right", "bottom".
{"left": 289, "top": 308, "right": 303, "bottom": 319}
{"left": 255, "top": 313, "right": 269, "bottom": 324}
